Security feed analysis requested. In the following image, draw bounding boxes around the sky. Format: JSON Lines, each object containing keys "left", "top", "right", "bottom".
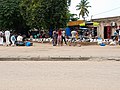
{"left": 69, "top": 0, "right": 120, "bottom": 20}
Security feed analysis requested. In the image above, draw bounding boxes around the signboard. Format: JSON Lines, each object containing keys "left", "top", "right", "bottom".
{"left": 67, "top": 20, "right": 84, "bottom": 26}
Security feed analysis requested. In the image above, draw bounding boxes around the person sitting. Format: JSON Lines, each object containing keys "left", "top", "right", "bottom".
{"left": 16, "top": 34, "right": 25, "bottom": 46}
{"left": 17, "top": 34, "right": 23, "bottom": 41}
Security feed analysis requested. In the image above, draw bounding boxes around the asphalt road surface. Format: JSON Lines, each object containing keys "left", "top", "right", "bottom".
{"left": 0, "top": 61, "right": 120, "bottom": 90}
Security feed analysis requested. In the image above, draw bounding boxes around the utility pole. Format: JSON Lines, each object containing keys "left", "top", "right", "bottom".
{"left": 91, "top": 15, "right": 93, "bottom": 21}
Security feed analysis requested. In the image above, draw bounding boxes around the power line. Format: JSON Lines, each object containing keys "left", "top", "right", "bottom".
{"left": 93, "top": 6, "right": 120, "bottom": 16}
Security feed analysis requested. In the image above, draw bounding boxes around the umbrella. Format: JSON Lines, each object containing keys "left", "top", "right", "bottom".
{"left": 80, "top": 22, "right": 99, "bottom": 26}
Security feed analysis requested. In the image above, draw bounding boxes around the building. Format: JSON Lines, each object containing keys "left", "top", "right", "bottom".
{"left": 92, "top": 16, "right": 120, "bottom": 39}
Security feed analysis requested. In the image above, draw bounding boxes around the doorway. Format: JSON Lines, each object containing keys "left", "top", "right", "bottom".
{"left": 104, "top": 26, "right": 111, "bottom": 39}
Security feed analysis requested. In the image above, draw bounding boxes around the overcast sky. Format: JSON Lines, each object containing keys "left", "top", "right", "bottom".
{"left": 69, "top": 0, "right": 120, "bottom": 20}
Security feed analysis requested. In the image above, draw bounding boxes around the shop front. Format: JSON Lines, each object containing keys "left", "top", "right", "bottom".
{"left": 79, "top": 21, "right": 99, "bottom": 38}
{"left": 92, "top": 16, "right": 120, "bottom": 39}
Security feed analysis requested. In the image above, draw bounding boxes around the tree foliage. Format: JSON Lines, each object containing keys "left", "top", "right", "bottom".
{"left": 0, "top": 0, "right": 28, "bottom": 32}
{"left": 69, "top": 13, "right": 79, "bottom": 21}
{"left": 20, "top": 0, "right": 70, "bottom": 30}
{"left": 76, "top": 0, "right": 91, "bottom": 20}
{"left": 0, "top": 0, "right": 71, "bottom": 32}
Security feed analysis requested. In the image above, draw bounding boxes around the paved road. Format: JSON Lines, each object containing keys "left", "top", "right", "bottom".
{"left": 0, "top": 61, "right": 120, "bottom": 90}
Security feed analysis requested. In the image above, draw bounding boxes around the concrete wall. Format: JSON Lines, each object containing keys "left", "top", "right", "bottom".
{"left": 92, "top": 16, "right": 120, "bottom": 39}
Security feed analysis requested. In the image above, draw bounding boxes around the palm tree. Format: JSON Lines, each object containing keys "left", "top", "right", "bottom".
{"left": 76, "top": 0, "right": 91, "bottom": 20}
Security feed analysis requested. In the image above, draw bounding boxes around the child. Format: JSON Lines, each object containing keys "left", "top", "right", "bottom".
{"left": 11, "top": 34, "right": 16, "bottom": 46}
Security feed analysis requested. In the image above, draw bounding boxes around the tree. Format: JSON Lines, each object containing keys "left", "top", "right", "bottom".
{"left": 0, "top": 0, "right": 29, "bottom": 33}
{"left": 70, "top": 14, "right": 79, "bottom": 21}
{"left": 66, "top": 10, "right": 79, "bottom": 21}
{"left": 76, "top": 0, "right": 91, "bottom": 20}
{"left": 0, "top": 0, "right": 71, "bottom": 33}
{"left": 20, "top": 0, "right": 70, "bottom": 30}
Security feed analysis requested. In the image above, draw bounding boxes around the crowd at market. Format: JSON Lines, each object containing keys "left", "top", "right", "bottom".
{"left": 0, "top": 27, "right": 120, "bottom": 47}
{"left": 29, "top": 27, "right": 120, "bottom": 46}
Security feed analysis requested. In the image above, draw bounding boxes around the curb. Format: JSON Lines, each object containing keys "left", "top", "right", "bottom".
{"left": 0, "top": 57, "right": 120, "bottom": 61}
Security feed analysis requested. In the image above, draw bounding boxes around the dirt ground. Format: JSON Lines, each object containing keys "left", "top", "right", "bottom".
{"left": 0, "top": 43, "right": 120, "bottom": 60}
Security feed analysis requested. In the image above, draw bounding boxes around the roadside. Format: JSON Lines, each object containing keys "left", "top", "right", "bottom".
{"left": 0, "top": 43, "right": 120, "bottom": 61}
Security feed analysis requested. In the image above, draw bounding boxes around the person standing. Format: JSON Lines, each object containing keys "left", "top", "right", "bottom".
{"left": 5, "top": 30, "right": 10, "bottom": 46}
{"left": 52, "top": 30, "right": 57, "bottom": 46}
{"left": 61, "top": 30, "right": 67, "bottom": 45}
{"left": 57, "top": 28, "right": 62, "bottom": 46}
{"left": 70, "top": 30, "right": 77, "bottom": 46}
{"left": 65, "top": 27, "right": 71, "bottom": 38}
{"left": 71, "top": 30, "right": 77, "bottom": 42}
{"left": 0, "top": 31, "right": 4, "bottom": 45}
{"left": 118, "top": 29, "right": 120, "bottom": 45}
{"left": 10, "top": 33, "right": 16, "bottom": 46}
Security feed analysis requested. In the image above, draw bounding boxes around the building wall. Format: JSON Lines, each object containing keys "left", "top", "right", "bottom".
{"left": 92, "top": 16, "right": 120, "bottom": 39}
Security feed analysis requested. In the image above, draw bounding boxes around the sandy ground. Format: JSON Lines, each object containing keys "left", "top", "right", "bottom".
{"left": 0, "top": 43, "right": 120, "bottom": 60}
{"left": 0, "top": 61, "right": 120, "bottom": 90}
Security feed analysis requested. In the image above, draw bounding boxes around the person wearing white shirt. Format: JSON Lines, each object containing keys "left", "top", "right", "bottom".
{"left": 16, "top": 34, "right": 25, "bottom": 46}
{"left": 61, "top": 30, "right": 67, "bottom": 45}
{"left": 71, "top": 30, "right": 77, "bottom": 41}
{"left": 17, "top": 35, "right": 23, "bottom": 42}
{"left": 5, "top": 30, "right": 10, "bottom": 46}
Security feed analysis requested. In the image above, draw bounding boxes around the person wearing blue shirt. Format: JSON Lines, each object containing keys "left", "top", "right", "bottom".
{"left": 65, "top": 27, "right": 71, "bottom": 37}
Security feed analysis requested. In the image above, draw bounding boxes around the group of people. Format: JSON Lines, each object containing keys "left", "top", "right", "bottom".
{"left": 52, "top": 28, "right": 67, "bottom": 46}
{"left": 52, "top": 28, "right": 81, "bottom": 46}
{"left": 0, "top": 30, "right": 25, "bottom": 46}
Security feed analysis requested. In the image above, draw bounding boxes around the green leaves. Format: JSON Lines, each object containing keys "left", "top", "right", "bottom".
{"left": 0, "top": 0, "right": 28, "bottom": 31}
{"left": 20, "top": 0, "right": 69, "bottom": 30}
{"left": 76, "top": 0, "right": 91, "bottom": 20}
{"left": 0, "top": 0, "right": 71, "bottom": 32}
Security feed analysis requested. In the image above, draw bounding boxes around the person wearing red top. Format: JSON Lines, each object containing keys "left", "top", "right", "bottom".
{"left": 57, "top": 28, "right": 62, "bottom": 46}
